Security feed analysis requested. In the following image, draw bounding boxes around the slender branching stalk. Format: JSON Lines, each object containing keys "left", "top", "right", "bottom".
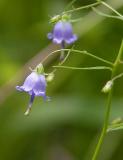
{"left": 100, "top": 1, "right": 123, "bottom": 18}
{"left": 49, "top": 49, "right": 113, "bottom": 66}
{"left": 63, "top": 1, "right": 100, "bottom": 14}
{"left": 92, "top": 7, "right": 123, "bottom": 21}
{"left": 91, "top": 40, "right": 123, "bottom": 160}
{"left": 63, "top": 0, "right": 123, "bottom": 22}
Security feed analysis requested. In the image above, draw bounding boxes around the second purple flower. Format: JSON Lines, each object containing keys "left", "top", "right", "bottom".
{"left": 48, "top": 20, "right": 77, "bottom": 45}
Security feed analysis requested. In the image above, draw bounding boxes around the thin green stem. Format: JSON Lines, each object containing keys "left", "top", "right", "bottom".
{"left": 43, "top": 46, "right": 74, "bottom": 76}
{"left": 100, "top": 1, "right": 123, "bottom": 18}
{"left": 63, "top": 1, "right": 100, "bottom": 14}
{"left": 50, "top": 49, "right": 113, "bottom": 66}
{"left": 52, "top": 47, "right": 72, "bottom": 74}
{"left": 59, "top": 47, "right": 72, "bottom": 65}
{"left": 70, "top": 17, "right": 83, "bottom": 23}
{"left": 64, "top": 0, "right": 77, "bottom": 11}
{"left": 92, "top": 87, "right": 113, "bottom": 160}
{"left": 53, "top": 65, "right": 112, "bottom": 71}
{"left": 91, "top": 40, "right": 123, "bottom": 160}
{"left": 92, "top": 7, "right": 123, "bottom": 21}
{"left": 112, "top": 72, "right": 123, "bottom": 82}
{"left": 114, "top": 40, "right": 123, "bottom": 67}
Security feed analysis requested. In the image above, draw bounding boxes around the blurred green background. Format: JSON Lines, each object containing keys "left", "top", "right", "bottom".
{"left": 0, "top": 0, "right": 123, "bottom": 159}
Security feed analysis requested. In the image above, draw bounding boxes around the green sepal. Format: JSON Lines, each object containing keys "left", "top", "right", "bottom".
{"left": 35, "top": 63, "right": 44, "bottom": 74}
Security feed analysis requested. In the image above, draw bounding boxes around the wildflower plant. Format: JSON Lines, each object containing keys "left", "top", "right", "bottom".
{"left": 16, "top": 0, "right": 123, "bottom": 160}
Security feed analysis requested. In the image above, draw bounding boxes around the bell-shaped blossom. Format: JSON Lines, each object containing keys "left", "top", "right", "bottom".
{"left": 48, "top": 21, "right": 77, "bottom": 45}
{"left": 16, "top": 72, "right": 47, "bottom": 115}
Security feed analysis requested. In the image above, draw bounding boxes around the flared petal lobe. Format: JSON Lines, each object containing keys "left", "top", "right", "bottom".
{"left": 16, "top": 72, "right": 37, "bottom": 92}
{"left": 33, "top": 74, "right": 46, "bottom": 96}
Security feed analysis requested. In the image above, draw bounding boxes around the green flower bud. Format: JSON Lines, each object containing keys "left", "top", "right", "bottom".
{"left": 111, "top": 117, "right": 123, "bottom": 125}
{"left": 46, "top": 73, "right": 54, "bottom": 82}
{"left": 102, "top": 81, "right": 113, "bottom": 93}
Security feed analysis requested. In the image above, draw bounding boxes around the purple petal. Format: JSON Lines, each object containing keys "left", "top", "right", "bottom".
{"left": 50, "top": 21, "right": 77, "bottom": 45}
{"left": 16, "top": 72, "right": 47, "bottom": 100}
{"left": 36, "top": 91, "right": 45, "bottom": 97}
{"left": 47, "top": 33, "right": 53, "bottom": 40}
{"left": 16, "top": 85, "right": 32, "bottom": 92}
{"left": 35, "top": 91, "right": 49, "bottom": 101}
{"left": 53, "top": 38, "right": 63, "bottom": 44}
{"left": 65, "top": 34, "right": 77, "bottom": 44}
{"left": 16, "top": 86, "right": 24, "bottom": 91}
{"left": 63, "top": 22, "right": 73, "bottom": 38}
{"left": 16, "top": 72, "right": 46, "bottom": 94}
{"left": 43, "top": 95, "right": 51, "bottom": 101}
{"left": 22, "top": 72, "right": 38, "bottom": 91}
{"left": 33, "top": 75, "right": 46, "bottom": 95}
{"left": 52, "top": 21, "right": 63, "bottom": 44}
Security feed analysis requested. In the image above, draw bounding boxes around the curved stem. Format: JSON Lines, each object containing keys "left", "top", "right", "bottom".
{"left": 112, "top": 72, "right": 123, "bottom": 82}
{"left": 64, "top": 0, "right": 77, "bottom": 11}
{"left": 91, "top": 39, "right": 123, "bottom": 160}
{"left": 100, "top": 1, "right": 123, "bottom": 18}
{"left": 92, "top": 7, "right": 123, "bottom": 21}
{"left": 42, "top": 47, "right": 72, "bottom": 76}
{"left": 49, "top": 49, "right": 113, "bottom": 66}
{"left": 51, "top": 47, "right": 72, "bottom": 75}
{"left": 63, "top": 1, "right": 100, "bottom": 14}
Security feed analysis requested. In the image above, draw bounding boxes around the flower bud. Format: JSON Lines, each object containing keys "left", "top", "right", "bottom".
{"left": 102, "top": 80, "right": 113, "bottom": 93}
{"left": 35, "top": 63, "right": 44, "bottom": 74}
{"left": 46, "top": 73, "right": 54, "bottom": 82}
{"left": 50, "top": 15, "right": 61, "bottom": 23}
{"left": 62, "top": 14, "right": 71, "bottom": 21}
{"left": 111, "top": 117, "right": 123, "bottom": 125}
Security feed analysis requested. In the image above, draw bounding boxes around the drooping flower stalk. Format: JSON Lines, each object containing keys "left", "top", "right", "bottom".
{"left": 60, "top": 41, "right": 65, "bottom": 61}
{"left": 24, "top": 93, "right": 35, "bottom": 115}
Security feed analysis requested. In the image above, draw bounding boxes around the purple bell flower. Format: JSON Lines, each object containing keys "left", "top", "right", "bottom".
{"left": 16, "top": 71, "right": 47, "bottom": 115}
{"left": 48, "top": 21, "right": 77, "bottom": 45}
